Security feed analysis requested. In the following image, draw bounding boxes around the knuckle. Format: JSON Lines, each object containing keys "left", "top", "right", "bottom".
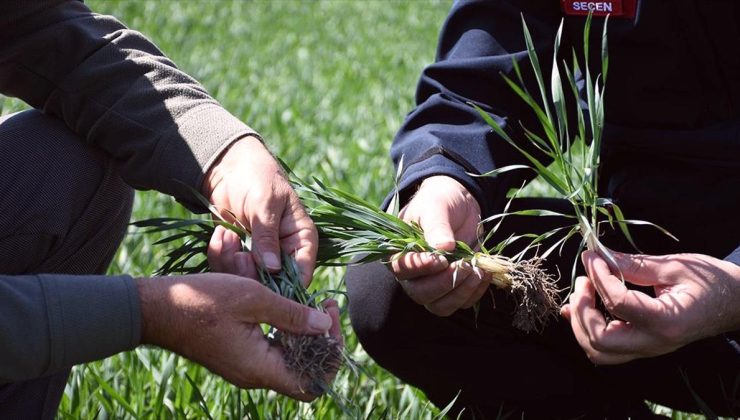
{"left": 626, "top": 256, "right": 643, "bottom": 274}
{"left": 247, "top": 185, "right": 272, "bottom": 203}
{"left": 603, "top": 294, "right": 626, "bottom": 314}
{"left": 588, "top": 333, "right": 607, "bottom": 352}
{"left": 408, "top": 292, "right": 429, "bottom": 306}
{"left": 285, "top": 301, "right": 305, "bottom": 326}
{"left": 426, "top": 304, "right": 454, "bottom": 317}
{"left": 253, "top": 229, "right": 279, "bottom": 244}
{"left": 409, "top": 253, "right": 425, "bottom": 270}
{"left": 656, "top": 323, "right": 684, "bottom": 345}
{"left": 241, "top": 285, "right": 262, "bottom": 310}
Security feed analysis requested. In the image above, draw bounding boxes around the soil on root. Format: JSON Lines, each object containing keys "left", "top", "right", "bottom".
{"left": 508, "top": 258, "right": 560, "bottom": 333}
{"left": 271, "top": 331, "right": 343, "bottom": 395}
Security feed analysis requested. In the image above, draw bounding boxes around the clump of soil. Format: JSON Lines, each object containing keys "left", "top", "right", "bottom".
{"left": 472, "top": 254, "right": 561, "bottom": 333}
{"left": 508, "top": 257, "right": 560, "bottom": 333}
{"left": 272, "top": 331, "right": 343, "bottom": 395}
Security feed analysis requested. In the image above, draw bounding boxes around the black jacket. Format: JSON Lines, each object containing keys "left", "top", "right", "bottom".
{"left": 391, "top": 0, "right": 740, "bottom": 258}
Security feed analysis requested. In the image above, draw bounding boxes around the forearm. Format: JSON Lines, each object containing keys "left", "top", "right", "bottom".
{"left": 389, "top": 0, "right": 562, "bottom": 214}
{"left": 0, "top": 1, "right": 257, "bottom": 209}
{"left": 0, "top": 274, "right": 140, "bottom": 384}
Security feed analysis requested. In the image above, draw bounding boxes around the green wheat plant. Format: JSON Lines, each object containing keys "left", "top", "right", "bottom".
{"left": 471, "top": 14, "right": 676, "bottom": 286}
{"left": 133, "top": 195, "right": 347, "bottom": 405}
{"left": 135, "top": 162, "right": 561, "bottom": 337}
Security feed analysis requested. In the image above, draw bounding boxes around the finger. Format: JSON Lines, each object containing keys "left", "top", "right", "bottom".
{"left": 560, "top": 303, "right": 571, "bottom": 320}
{"left": 390, "top": 252, "right": 449, "bottom": 280}
{"left": 293, "top": 245, "right": 317, "bottom": 287}
{"left": 461, "top": 277, "right": 490, "bottom": 309}
{"left": 235, "top": 252, "right": 258, "bottom": 278}
{"left": 284, "top": 196, "right": 318, "bottom": 286}
{"left": 252, "top": 343, "right": 318, "bottom": 401}
{"left": 249, "top": 187, "right": 285, "bottom": 272}
{"left": 586, "top": 250, "right": 674, "bottom": 287}
{"left": 583, "top": 253, "right": 666, "bottom": 324}
{"left": 571, "top": 275, "right": 605, "bottom": 346}
{"left": 561, "top": 277, "right": 656, "bottom": 365}
{"left": 418, "top": 200, "right": 456, "bottom": 251}
{"left": 425, "top": 266, "right": 486, "bottom": 316}
{"left": 255, "top": 301, "right": 342, "bottom": 400}
{"left": 208, "top": 226, "right": 229, "bottom": 272}
{"left": 572, "top": 276, "right": 657, "bottom": 354}
{"left": 590, "top": 318, "right": 664, "bottom": 358}
{"left": 322, "top": 299, "right": 344, "bottom": 347}
{"left": 221, "top": 228, "right": 243, "bottom": 274}
{"left": 568, "top": 276, "right": 638, "bottom": 364}
{"left": 400, "top": 262, "right": 472, "bottom": 305}
{"left": 253, "top": 289, "right": 332, "bottom": 335}
{"left": 206, "top": 225, "right": 241, "bottom": 274}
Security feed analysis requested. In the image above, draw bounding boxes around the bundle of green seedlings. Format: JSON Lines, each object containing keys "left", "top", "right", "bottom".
{"left": 470, "top": 14, "right": 675, "bottom": 289}
{"left": 134, "top": 200, "right": 345, "bottom": 399}
{"left": 296, "top": 174, "right": 559, "bottom": 334}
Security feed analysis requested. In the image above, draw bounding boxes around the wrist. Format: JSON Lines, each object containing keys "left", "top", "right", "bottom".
{"left": 135, "top": 276, "right": 179, "bottom": 349}
{"left": 201, "top": 135, "right": 264, "bottom": 198}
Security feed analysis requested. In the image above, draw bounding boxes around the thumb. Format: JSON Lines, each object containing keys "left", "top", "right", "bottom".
{"left": 583, "top": 250, "right": 669, "bottom": 287}
{"left": 258, "top": 292, "right": 332, "bottom": 335}
{"left": 419, "top": 200, "right": 456, "bottom": 252}
{"left": 250, "top": 199, "right": 284, "bottom": 272}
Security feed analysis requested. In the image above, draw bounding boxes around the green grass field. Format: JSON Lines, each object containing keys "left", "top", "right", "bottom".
{"left": 0, "top": 1, "right": 709, "bottom": 418}
{"left": 4, "top": 1, "right": 453, "bottom": 418}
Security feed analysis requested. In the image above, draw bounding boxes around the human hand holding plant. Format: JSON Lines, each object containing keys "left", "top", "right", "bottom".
{"left": 203, "top": 135, "right": 318, "bottom": 285}
{"left": 561, "top": 250, "right": 740, "bottom": 365}
{"left": 390, "top": 175, "right": 490, "bottom": 316}
{"left": 135, "top": 272, "right": 341, "bottom": 400}
{"left": 208, "top": 224, "right": 259, "bottom": 278}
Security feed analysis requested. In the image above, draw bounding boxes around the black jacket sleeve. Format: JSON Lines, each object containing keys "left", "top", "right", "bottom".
{"left": 389, "top": 0, "right": 565, "bottom": 216}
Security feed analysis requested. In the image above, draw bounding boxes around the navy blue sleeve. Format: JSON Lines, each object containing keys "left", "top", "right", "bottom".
{"left": 388, "top": 0, "right": 564, "bottom": 216}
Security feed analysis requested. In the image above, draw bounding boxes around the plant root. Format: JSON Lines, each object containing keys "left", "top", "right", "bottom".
{"left": 508, "top": 257, "right": 560, "bottom": 333}
{"left": 272, "top": 331, "right": 343, "bottom": 395}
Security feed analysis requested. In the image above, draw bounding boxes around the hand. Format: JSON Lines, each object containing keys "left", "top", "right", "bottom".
{"left": 207, "top": 225, "right": 258, "bottom": 278}
{"left": 390, "top": 175, "right": 489, "bottom": 316}
{"left": 561, "top": 250, "right": 740, "bottom": 365}
{"left": 136, "top": 273, "right": 342, "bottom": 401}
{"left": 203, "top": 136, "right": 317, "bottom": 285}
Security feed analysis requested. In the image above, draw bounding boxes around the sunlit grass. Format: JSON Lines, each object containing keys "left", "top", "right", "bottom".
{"left": 38, "top": 0, "right": 453, "bottom": 417}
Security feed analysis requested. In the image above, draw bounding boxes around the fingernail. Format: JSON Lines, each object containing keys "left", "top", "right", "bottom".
{"left": 263, "top": 252, "right": 280, "bottom": 270}
{"left": 308, "top": 311, "right": 331, "bottom": 332}
{"left": 426, "top": 253, "right": 448, "bottom": 266}
{"left": 431, "top": 237, "right": 451, "bottom": 250}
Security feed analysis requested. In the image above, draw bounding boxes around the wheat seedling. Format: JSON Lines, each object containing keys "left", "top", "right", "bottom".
{"left": 470, "top": 14, "right": 676, "bottom": 289}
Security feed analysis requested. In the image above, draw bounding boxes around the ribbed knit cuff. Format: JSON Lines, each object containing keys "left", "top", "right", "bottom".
{"left": 38, "top": 274, "right": 141, "bottom": 373}
{"left": 155, "top": 104, "right": 261, "bottom": 212}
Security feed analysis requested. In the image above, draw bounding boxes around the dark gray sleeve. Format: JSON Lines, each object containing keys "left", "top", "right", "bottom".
{"left": 0, "top": 0, "right": 259, "bottom": 209}
{"left": 0, "top": 274, "right": 140, "bottom": 384}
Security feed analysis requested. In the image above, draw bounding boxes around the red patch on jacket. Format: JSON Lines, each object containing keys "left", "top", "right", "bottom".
{"left": 561, "top": 1, "right": 637, "bottom": 18}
